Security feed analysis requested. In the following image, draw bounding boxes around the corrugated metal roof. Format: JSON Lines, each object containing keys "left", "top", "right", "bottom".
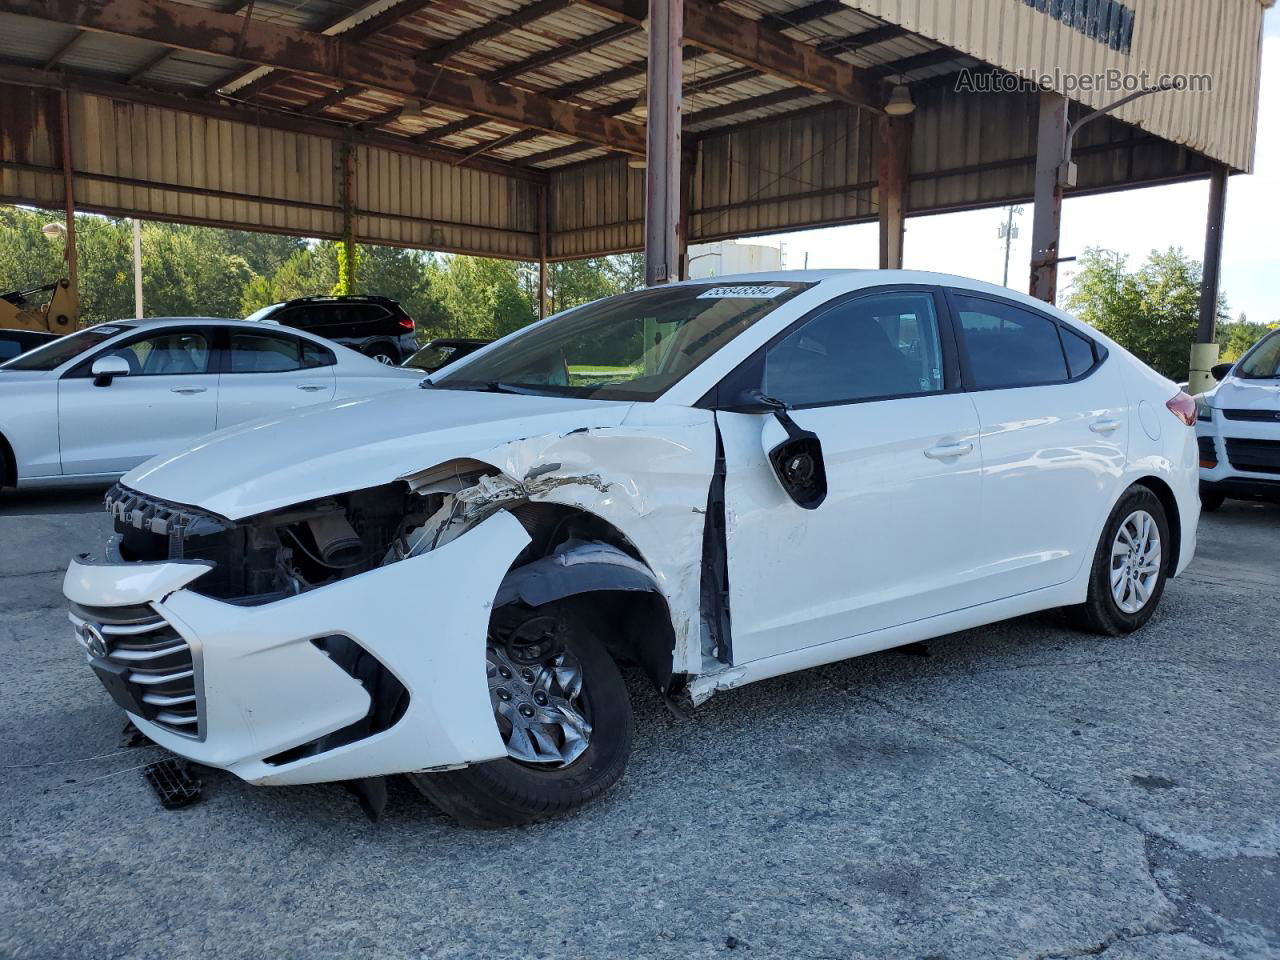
{"left": 0, "top": 0, "right": 1266, "bottom": 261}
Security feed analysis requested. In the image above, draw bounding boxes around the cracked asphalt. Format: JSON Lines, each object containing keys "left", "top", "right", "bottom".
{"left": 0, "top": 487, "right": 1276, "bottom": 960}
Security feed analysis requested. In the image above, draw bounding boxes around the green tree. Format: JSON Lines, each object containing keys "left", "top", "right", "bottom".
{"left": 1067, "top": 246, "right": 1227, "bottom": 380}
{"left": 140, "top": 223, "right": 253, "bottom": 319}
{"left": 426, "top": 256, "right": 536, "bottom": 339}
{"left": 1217, "top": 314, "right": 1277, "bottom": 362}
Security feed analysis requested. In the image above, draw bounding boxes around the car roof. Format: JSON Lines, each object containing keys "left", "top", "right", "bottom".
{"left": 668, "top": 269, "right": 1078, "bottom": 321}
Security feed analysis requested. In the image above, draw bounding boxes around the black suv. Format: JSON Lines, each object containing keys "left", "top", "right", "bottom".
{"left": 245, "top": 295, "right": 417, "bottom": 364}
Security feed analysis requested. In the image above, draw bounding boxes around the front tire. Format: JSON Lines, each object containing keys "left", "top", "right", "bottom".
{"left": 1069, "top": 485, "right": 1170, "bottom": 636}
{"left": 408, "top": 600, "right": 633, "bottom": 827}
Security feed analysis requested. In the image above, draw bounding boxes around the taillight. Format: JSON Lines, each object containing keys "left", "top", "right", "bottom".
{"left": 398, "top": 316, "right": 415, "bottom": 331}
{"left": 1166, "top": 391, "right": 1196, "bottom": 426}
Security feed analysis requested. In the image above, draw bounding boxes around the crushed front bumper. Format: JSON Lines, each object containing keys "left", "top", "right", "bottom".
{"left": 65, "top": 511, "right": 529, "bottom": 786}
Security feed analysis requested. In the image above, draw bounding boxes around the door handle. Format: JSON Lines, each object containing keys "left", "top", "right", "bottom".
{"left": 170, "top": 386, "right": 207, "bottom": 395}
{"left": 296, "top": 384, "right": 327, "bottom": 392}
{"left": 1089, "top": 418, "right": 1121, "bottom": 434}
{"left": 923, "top": 441, "right": 974, "bottom": 460}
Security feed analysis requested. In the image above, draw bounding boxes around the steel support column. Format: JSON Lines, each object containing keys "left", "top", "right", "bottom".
{"left": 339, "top": 138, "right": 357, "bottom": 294}
{"left": 1029, "top": 91, "right": 1069, "bottom": 304}
{"left": 57, "top": 87, "right": 78, "bottom": 304}
{"left": 877, "top": 113, "right": 911, "bottom": 269}
{"left": 538, "top": 185, "right": 549, "bottom": 319}
{"left": 644, "top": 0, "right": 683, "bottom": 286}
{"left": 1189, "top": 163, "right": 1229, "bottom": 395}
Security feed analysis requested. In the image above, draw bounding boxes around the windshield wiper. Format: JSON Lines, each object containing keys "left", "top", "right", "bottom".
{"left": 430, "top": 380, "right": 567, "bottom": 396}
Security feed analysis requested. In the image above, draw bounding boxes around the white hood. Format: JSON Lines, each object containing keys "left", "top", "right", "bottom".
{"left": 1205, "top": 376, "right": 1280, "bottom": 411}
{"left": 124, "top": 388, "right": 636, "bottom": 519}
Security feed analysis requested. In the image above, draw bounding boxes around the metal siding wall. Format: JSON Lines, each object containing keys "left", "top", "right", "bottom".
{"left": 0, "top": 83, "right": 538, "bottom": 257}
{"left": 357, "top": 144, "right": 539, "bottom": 259}
{"left": 690, "top": 106, "right": 877, "bottom": 242}
{"left": 0, "top": 85, "right": 61, "bottom": 208}
{"left": 67, "top": 92, "right": 341, "bottom": 237}
{"left": 549, "top": 86, "right": 1210, "bottom": 255}
{"left": 843, "top": 0, "right": 1267, "bottom": 172}
{"left": 549, "top": 157, "right": 645, "bottom": 259}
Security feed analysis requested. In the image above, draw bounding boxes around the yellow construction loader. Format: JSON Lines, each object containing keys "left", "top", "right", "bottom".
{"left": 0, "top": 278, "right": 78, "bottom": 334}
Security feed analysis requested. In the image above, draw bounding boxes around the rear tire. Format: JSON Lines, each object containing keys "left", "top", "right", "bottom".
{"left": 408, "top": 600, "right": 633, "bottom": 827}
{"left": 1069, "top": 485, "right": 1170, "bottom": 636}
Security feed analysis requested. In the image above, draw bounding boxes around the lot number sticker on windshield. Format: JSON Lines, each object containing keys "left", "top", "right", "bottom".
{"left": 697, "top": 285, "right": 790, "bottom": 299}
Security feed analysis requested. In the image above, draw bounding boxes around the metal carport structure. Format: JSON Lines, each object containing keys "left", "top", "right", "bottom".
{"left": 0, "top": 0, "right": 1270, "bottom": 379}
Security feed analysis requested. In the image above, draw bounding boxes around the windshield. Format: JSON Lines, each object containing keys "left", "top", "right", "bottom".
{"left": 405, "top": 344, "right": 457, "bottom": 372}
{"left": 432, "top": 282, "right": 813, "bottom": 401}
{"left": 1237, "top": 330, "right": 1280, "bottom": 379}
{"left": 0, "top": 323, "right": 135, "bottom": 372}
{"left": 243, "top": 302, "right": 284, "bottom": 324}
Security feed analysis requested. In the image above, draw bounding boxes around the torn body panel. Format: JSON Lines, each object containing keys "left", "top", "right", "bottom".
{"left": 443, "top": 403, "right": 719, "bottom": 679}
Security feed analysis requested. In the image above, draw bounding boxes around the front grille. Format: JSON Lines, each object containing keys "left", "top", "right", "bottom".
{"left": 1222, "top": 409, "right": 1280, "bottom": 423}
{"left": 71, "top": 603, "right": 201, "bottom": 738}
{"left": 1225, "top": 438, "right": 1280, "bottom": 475}
{"left": 1197, "top": 435, "right": 1217, "bottom": 466}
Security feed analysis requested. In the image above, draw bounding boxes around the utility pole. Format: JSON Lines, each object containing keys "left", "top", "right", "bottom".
{"left": 999, "top": 205, "right": 1022, "bottom": 288}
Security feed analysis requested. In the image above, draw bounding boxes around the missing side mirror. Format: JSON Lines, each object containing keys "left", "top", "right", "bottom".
{"left": 742, "top": 391, "right": 827, "bottom": 510}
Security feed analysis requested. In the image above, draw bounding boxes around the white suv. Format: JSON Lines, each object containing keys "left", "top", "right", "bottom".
{"left": 1196, "top": 328, "right": 1280, "bottom": 510}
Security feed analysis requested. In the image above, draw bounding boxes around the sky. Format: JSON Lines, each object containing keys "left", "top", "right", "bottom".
{"left": 762, "top": 8, "right": 1279, "bottom": 325}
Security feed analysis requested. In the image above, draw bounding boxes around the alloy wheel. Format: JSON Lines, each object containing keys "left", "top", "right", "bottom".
{"left": 1110, "top": 509, "right": 1162, "bottom": 614}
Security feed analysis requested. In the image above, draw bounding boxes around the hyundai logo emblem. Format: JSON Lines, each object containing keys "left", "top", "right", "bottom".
{"left": 80, "top": 622, "right": 109, "bottom": 659}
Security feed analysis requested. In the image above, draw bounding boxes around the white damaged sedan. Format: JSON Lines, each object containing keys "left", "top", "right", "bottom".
{"left": 64, "top": 271, "right": 1200, "bottom": 825}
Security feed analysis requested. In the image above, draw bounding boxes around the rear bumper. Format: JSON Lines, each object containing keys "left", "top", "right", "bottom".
{"left": 1200, "top": 476, "right": 1280, "bottom": 503}
{"left": 64, "top": 511, "right": 529, "bottom": 785}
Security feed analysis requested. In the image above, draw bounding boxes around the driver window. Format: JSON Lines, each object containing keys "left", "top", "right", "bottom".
{"left": 102, "top": 331, "right": 211, "bottom": 377}
{"left": 763, "top": 292, "right": 945, "bottom": 407}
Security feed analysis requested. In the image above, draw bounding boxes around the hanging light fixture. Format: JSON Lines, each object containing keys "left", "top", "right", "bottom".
{"left": 399, "top": 98, "right": 427, "bottom": 120}
{"left": 633, "top": 86, "right": 648, "bottom": 120}
{"left": 884, "top": 83, "right": 915, "bottom": 117}
{"left": 627, "top": 156, "right": 647, "bottom": 169}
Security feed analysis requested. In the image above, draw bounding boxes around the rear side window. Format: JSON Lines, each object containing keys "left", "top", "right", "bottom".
{"left": 302, "top": 340, "right": 336, "bottom": 368}
{"left": 954, "top": 294, "right": 1069, "bottom": 389}
{"left": 1059, "top": 325, "right": 1098, "bottom": 379}
{"left": 229, "top": 332, "right": 302, "bottom": 373}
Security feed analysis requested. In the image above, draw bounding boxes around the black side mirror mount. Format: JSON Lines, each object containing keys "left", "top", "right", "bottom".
{"left": 1210, "top": 362, "right": 1233, "bottom": 382}
{"left": 742, "top": 390, "right": 827, "bottom": 510}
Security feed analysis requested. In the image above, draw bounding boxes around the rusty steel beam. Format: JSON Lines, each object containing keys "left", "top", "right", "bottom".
{"left": 0, "top": 63, "right": 549, "bottom": 184}
{"left": 299, "top": 83, "right": 364, "bottom": 115}
{"left": 877, "top": 112, "right": 910, "bottom": 268}
{"left": 9, "top": 0, "right": 648, "bottom": 155}
{"left": 486, "top": 21, "right": 635, "bottom": 83}
{"left": 126, "top": 49, "right": 174, "bottom": 84}
{"left": 343, "top": 0, "right": 436, "bottom": 41}
{"left": 418, "top": 0, "right": 573, "bottom": 63}
{"left": 44, "top": 30, "right": 87, "bottom": 69}
{"left": 580, "top": 0, "right": 881, "bottom": 110}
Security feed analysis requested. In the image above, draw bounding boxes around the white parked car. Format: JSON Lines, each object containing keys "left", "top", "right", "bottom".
{"left": 63, "top": 272, "right": 1199, "bottom": 826}
{"left": 1195, "top": 327, "right": 1280, "bottom": 510}
{"left": 0, "top": 317, "right": 421, "bottom": 489}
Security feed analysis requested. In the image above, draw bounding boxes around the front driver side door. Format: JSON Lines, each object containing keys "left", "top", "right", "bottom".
{"left": 57, "top": 326, "right": 220, "bottom": 476}
{"left": 716, "top": 288, "right": 984, "bottom": 665}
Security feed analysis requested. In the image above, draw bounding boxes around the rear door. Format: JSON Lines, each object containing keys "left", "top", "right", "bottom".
{"left": 718, "top": 287, "right": 985, "bottom": 664}
{"left": 945, "top": 289, "right": 1127, "bottom": 598}
{"left": 57, "top": 326, "right": 220, "bottom": 475}
{"left": 216, "top": 329, "right": 336, "bottom": 428}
